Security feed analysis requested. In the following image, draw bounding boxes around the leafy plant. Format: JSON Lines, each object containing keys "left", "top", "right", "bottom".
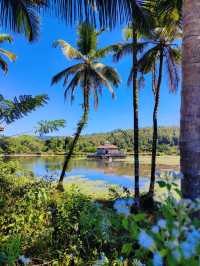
{"left": 35, "top": 119, "right": 66, "bottom": 136}
{"left": 0, "top": 94, "right": 48, "bottom": 125}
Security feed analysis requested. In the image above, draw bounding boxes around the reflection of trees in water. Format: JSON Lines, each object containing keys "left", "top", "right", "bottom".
{"left": 7, "top": 157, "right": 179, "bottom": 177}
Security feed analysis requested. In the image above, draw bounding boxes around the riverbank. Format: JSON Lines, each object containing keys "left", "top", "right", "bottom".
{"left": 1, "top": 153, "right": 180, "bottom": 166}
{"left": 117, "top": 155, "right": 180, "bottom": 166}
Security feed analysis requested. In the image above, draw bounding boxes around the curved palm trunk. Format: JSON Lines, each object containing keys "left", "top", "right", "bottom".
{"left": 149, "top": 52, "right": 164, "bottom": 196}
{"left": 132, "top": 33, "right": 140, "bottom": 201}
{"left": 181, "top": 0, "right": 200, "bottom": 200}
{"left": 58, "top": 89, "right": 89, "bottom": 190}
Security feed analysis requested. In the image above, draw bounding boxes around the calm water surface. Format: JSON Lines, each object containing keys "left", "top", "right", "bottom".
{"left": 8, "top": 156, "right": 178, "bottom": 189}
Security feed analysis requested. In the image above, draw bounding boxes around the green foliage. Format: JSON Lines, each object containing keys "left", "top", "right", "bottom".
{"left": 0, "top": 94, "right": 48, "bottom": 125}
{"left": 0, "top": 126, "right": 180, "bottom": 155}
{"left": 77, "top": 22, "right": 98, "bottom": 55}
{"left": 0, "top": 236, "right": 21, "bottom": 266}
{"left": 0, "top": 0, "right": 44, "bottom": 42}
{"left": 52, "top": 186, "right": 114, "bottom": 263}
{"left": 0, "top": 33, "right": 16, "bottom": 73}
{"left": 0, "top": 160, "right": 200, "bottom": 265}
{"left": 35, "top": 119, "right": 66, "bottom": 136}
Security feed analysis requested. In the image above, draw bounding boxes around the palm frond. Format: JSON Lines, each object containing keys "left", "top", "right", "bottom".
{"left": 0, "top": 56, "right": 8, "bottom": 73}
{"left": 77, "top": 22, "right": 97, "bottom": 55}
{"left": 64, "top": 71, "right": 84, "bottom": 101}
{"left": 0, "top": 48, "right": 16, "bottom": 62}
{"left": 165, "top": 46, "right": 181, "bottom": 92}
{"left": 91, "top": 85, "right": 99, "bottom": 110}
{"left": 51, "top": 0, "right": 149, "bottom": 30}
{"left": 0, "top": 0, "right": 42, "bottom": 41}
{"left": 93, "top": 44, "right": 121, "bottom": 59}
{"left": 0, "top": 34, "right": 13, "bottom": 43}
{"left": 51, "top": 0, "right": 129, "bottom": 27}
{"left": 128, "top": 45, "right": 159, "bottom": 86}
{"left": 93, "top": 63, "right": 121, "bottom": 87}
{"left": 90, "top": 67, "right": 116, "bottom": 98}
{"left": 123, "top": 27, "right": 133, "bottom": 41}
{"left": 113, "top": 42, "right": 146, "bottom": 62}
{"left": 53, "top": 40, "right": 83, "bottom": 59}
{"left": 138, "top": 45, "right": 160, "bottom": 74}
{"left": 51, "top": 63, "right": 84, "bottom": 86}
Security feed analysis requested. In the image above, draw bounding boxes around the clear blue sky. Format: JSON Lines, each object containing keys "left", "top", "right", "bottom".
{"left": 0, "top": 16, "right": 181, "bottom": 136}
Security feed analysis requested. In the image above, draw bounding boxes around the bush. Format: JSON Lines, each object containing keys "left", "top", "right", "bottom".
{"left": 1, "top": 160, "right": 200, "bottom": 265}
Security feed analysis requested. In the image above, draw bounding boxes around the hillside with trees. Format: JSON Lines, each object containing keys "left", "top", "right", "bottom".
{"left": 0, "top": 126, "right": 179, "bottom": 155}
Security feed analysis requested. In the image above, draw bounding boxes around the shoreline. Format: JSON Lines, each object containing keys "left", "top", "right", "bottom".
{"left": 1, "top": 153, "right": 180, "bottom": 166}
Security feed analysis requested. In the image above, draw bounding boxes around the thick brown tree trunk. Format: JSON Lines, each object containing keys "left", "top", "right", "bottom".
{"left": 181, "top": 0, "right": 200, "bottom": 199}
{"left": 58, "top": 88, "right": 89, "bottom": 190}
{"left": 149, "top": 52, "right": 164, "bottom": 196}
{"left": 132, "top": 33, "right": 140, "bottom": 201}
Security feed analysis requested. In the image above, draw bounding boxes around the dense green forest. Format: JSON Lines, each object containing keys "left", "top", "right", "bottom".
{"left": 0, "top": 127, "right": 179, "bottom": 155}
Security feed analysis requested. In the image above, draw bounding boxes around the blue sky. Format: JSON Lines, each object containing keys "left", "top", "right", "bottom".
{"left": 0, "top": 16, "right": 181, "bottom": 136}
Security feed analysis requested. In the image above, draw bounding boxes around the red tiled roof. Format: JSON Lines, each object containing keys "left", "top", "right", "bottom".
{"left": 97, "top": 144, "right": 118, "bottom": 149}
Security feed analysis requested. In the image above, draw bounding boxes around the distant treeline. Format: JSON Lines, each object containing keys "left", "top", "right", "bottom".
{"left": 0, "top": 127, "right": 179, "bottom": 155}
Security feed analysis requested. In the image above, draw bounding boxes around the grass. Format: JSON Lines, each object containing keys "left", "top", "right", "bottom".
{"left": 118, "top": 155, "right": 180, "bottom": 166}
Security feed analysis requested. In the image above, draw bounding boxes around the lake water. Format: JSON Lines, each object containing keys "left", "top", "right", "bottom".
{"left": 7, "top": 156, "right": 179, "bottom": 189}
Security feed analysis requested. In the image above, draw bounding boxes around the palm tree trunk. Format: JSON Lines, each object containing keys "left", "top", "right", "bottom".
{"left": 181, "top": 0, "right": 200, "bottom": 200}
{"left": 149, "top": 51, "right": 164, "bottom": 196}
{"left": 132, "top": 33, "right": 140, "bottom": 201}
{"left": 58, "top": 88, "right": 89, "bottom": 190}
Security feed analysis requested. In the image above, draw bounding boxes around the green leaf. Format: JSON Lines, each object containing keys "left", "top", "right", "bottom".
{"left": 122, "top": 218, "right": 129, "bottom": 230}
{"left": 157, "top": 181, "right": 167, "bottom": 188}
{"left": 122, "top": 243, "right": 132, "bottom": 255}
{"left": 133, "top": 213, "right": 146, "bottom": 222}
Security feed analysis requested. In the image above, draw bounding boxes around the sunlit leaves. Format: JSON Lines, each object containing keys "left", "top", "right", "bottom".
{"left": 35, "top": 119, "right": 66, "bottom": 136}
{"left": 0, "top": 34, "right": 16, "bottom": 73}
{"left": 0, "top": 94, "right": 48, "bottom": 124}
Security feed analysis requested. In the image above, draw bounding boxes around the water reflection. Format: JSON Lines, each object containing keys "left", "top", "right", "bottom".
{"left": 7, "top": 156, "right": 178, "bottom": 189}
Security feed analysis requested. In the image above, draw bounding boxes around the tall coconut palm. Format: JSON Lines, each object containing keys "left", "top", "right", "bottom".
{"left": 0, "top": 34, "right": 16, "bottom": 73}
{"left": 112, "top": 24, "right": 150, "bottom": 202}
{"left": 181, "top": 0, "right": 200, "bottom": 200}
{"left": 138, "top": 26, "right": 181, "bottom": 197}
{"left": 51, "top": 23, "right": 120, "bottom": 189}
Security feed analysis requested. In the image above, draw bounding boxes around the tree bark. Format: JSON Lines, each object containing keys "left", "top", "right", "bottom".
{"left": 149, "top": 52, "right": 164, "bottom": 196}
{"left": 58, "top": 85, "right": 89, "bottom": 190}
{"left": 181, "top": 0, "right": 200, "bottom": 199}
{"left": 132, "top": 32, "right": 140, "bottom": 201}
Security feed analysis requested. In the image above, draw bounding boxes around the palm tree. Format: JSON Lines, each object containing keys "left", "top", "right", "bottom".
{"left": 112, "top": 24, "right": 150, "bottom": 203}
{"left": 51, "top": 23, "right": 120, "bottom": 189}
{"left": 0, "top": 34, "right": 16, "bottom": 73}
{"left": 138, "top": 26, "right": 181, "bottom": 197}
{"left": 181, "top": 0, "right": 200, "bottom": 200}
